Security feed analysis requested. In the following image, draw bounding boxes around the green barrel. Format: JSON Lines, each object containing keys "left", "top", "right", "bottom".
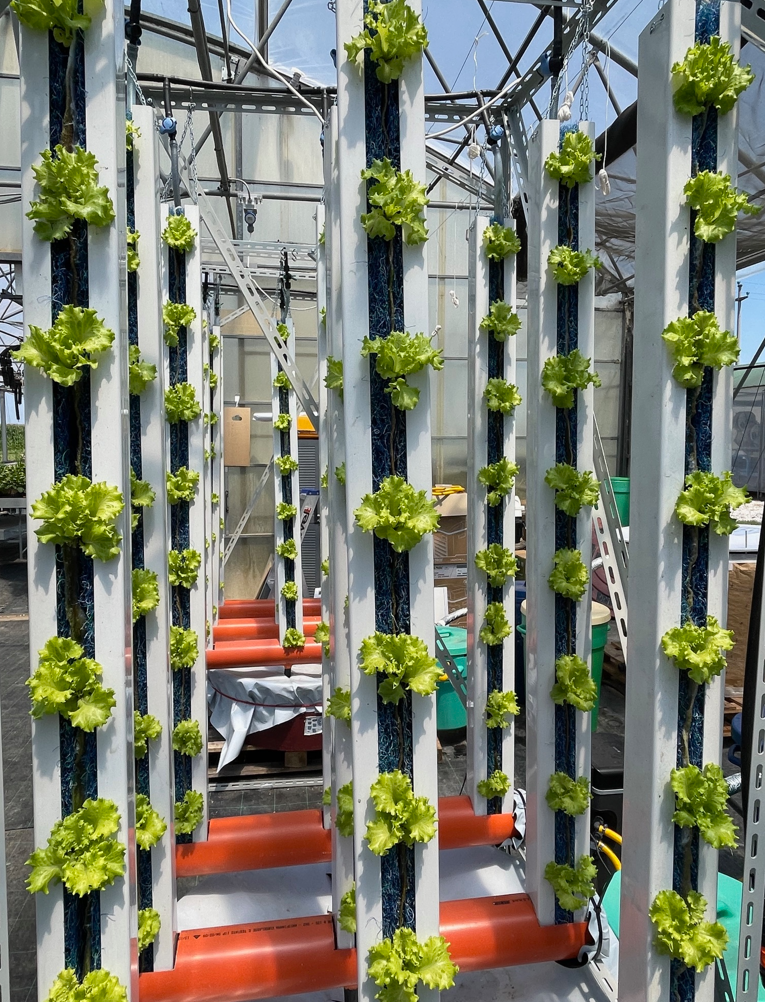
{"left": 609, "top": 476, "right": 630, "bottom": 526}
{"left": 435, "top": 626, "right": 467, "bottom": 732}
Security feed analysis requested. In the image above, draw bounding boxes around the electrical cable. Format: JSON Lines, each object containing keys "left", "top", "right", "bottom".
{"left": 426, "top": 78, "right": 522, "bottom": 141}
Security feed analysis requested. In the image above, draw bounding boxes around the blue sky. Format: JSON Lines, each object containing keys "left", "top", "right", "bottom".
{"left": 737, "top": 266, "right": 765, "bottom": 365}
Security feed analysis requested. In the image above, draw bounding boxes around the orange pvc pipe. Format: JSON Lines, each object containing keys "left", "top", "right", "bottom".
{"left": 219, "top": 599, "right": 321, "bottom": 619}
{"left": 213, "top": 618, "right": 321, "bottom": 642}
{"left": 139, "top": 896, "right": 588, "bottom": 1002}
{"left": 206, "top": 641, "right": 324, "bottom": 668}
{"left": 438, "top": 795, "right": 517, "bottom": 849}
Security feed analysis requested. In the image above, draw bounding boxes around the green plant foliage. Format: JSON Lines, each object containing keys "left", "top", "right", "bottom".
{"left": 27, "top": 636, "right": 115, "bottom": 731}
{"left": 14, "top": 304, "right": 115, "bottom": 386}
{"left": 345, "top": 0, "right": 428, "bottom": 83}
{"left": 276, "top": 502, "right": 297, "bottom": 521}
{"left": 41, "top": 969, "right": 127, "bottom": 1002}
{"left": 325, "top": 356, "right": 344, "bottom": 399}
{"left": 359, "top": 632, "right": 440, "bottom": 703}
{"left": 209, "top": 371, "right": 218, "bottom": 390}
{"left": 32, "top": 474, "right": 124, "bottom": 561}
{"left": 545, "top": 464, "right": 600, "bottom": 517}
{"left": 546, "top": 773, "right": 592, "bottom": 816}
{"left": 650, "top": 889, "right": 728, "bottom": 972}
{"left": 133, "top": 711, "right": 161, "bottom": 760}
{"left": 283, "top": 628, "right": 306, "bottom": 649}
{"left": 174, "top": 790, "right": 204, "bottom": 835}
{"left": 479, "top": 301, "right": 522, "bottom": 342}
{"left": 132, "top": 568, "right": 159, "bottom": 623}
{"left": 368, "top": 928, "right": 458, "bottom": 1002}
{"left": 482, "top": 223, "right": 521, "bottom": 261}
{"left": 276, "top": 538, "right": 298, "bottom": 561}
{"left": 541, "top": 350, "right": 601, "bottom": 408}
{"left": 273, "top": 412, "right": 292, "bottom": 432}
{"left": 135, "top": 793, "right": 167, "bottom": 851}
{"left": 671, "top": 36, "right": 754, "bottom": 116}
{"left": 128, "top": 344, "right": 157, "bottom": 395}
{"left": 0, "top": 460, "right": 25, "bottom": 497}
{"left": 126, "top": 119, "right": 141, "bottom": 151}
{"left": 162, "top": 302, "right": 196, "bottom": 347}
{"left": 661, "top": 616, "right": 734, "bottom": 685}
{"left": 477, "top": 770, "right": 511, "bottom": 799}
{"left": 480, "top": 602, "right": 512, "bottom": 646}
{"left": 477, "top": 457, "right": 519, "bottom": 507}
{"left": 544, "top": 130, "right": 601, "bottom": 187}
{"left": 168, "top": 548, "right": 201, "bottom": 589}
{"left": 11, "top": 0, "right": 96, "bottom": 43}
{"left": 339, "top": 884, "right": 356, "bottom": 934}
{"left": 273, "top": 370, "right": 291, "bottom": 390}
{"left": 675, "top": 470, "right": 748, "bottom": 535}
{"left": 138, "top": 908, "right": 160, "bottom": 952}
{"left": 545, "top": 856, "right": 597, "bottom": 913}
{"left": 166, "top": 467, "right": 200, "bottom": 505}
{"left": 485, "top": 690, "right": 519, "bottom": 729}
{"left": 275, "top": 454, "right": 299, "bottom": 475}
{"left": 322, "top": 786, "right": 331, "bottom": 806}
{"left": 321, "top": 557, "right": 330, "bottom": 576}
{"left": 662, "top": 311, "right": 739, "bottom": 388}
{"left": 360, "top": 158, "right": 429, "bottom": 246}
{"left": 165, "top": 383, "right": 201, "bottom": 424}
{"left": 170, "top": 626, "right": 199, "bottom": 671}
{"left": 327, "top": 686, "right": 351, "bottom": 723}
{"left": 27, "top": 798, "right": 125, "bottom": 896}
{"left": 551, "top": 654, "right": 597, "bottom": 711}
{"left": 337, "top": 781, "right": 354, "bottom": 836}
{"left": 315, "top": 620, "right": 330, "bottom": 653}
{"left": 26, "top": 145, "right": 114, "bottom": 241}
{"left": 548, "top": 548, "right": 588, "bottom": 600}
{"left": 335, "top": 463, "right": 346, "bottom": 485}
{"left": 361, "top": 331, "right": 443, "bottom": 410}
{"left": 484, "top": 377, "right": 522, "bottom": 414}
{"left": 281, "top": 580, "right": 299, "bottom": 602}
{"left": 474, "top": 544, "right": 517, "bottom": 587}
{"left": 211, "top": 492, "right": 219, "bottom": 505}
{"left": 130, "top": 468, "right": 155, "bottom": 531}
{"left": 548, "top": 246, "right": 602, "bottom": 286}
{"left": 354, "top": 475, "right": 439, "bottom": 552}
{"left": 684, "top": 171, "right": 760, "bottom": 244}
{"left": 126, "top": 227, "right": 140, "bottom": 273}
{"left": 162, "top": 214, "right": 196, "bottom": 252}
{"left": 209, "top": 331, "right": 220, "bottom": 350}
{"left": 172, "top": 719, "right": 203, "bottom": 757}
{"left": 365, "top": 770, "right": 437, "bottom": 856}
{"left": 671, "top": 763, "right": 737, "bottom": 849}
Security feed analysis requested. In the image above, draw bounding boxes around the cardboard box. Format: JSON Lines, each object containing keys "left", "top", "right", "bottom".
{"left": 433, "top": 492, "right": 468, "bottom": 564}
{"left": 726, "top": 561, "right": 755, "bottom": 689}
{"left": 224, "top": 406, "right": 252, "bottom": 466}
{"left": 434, "top": 576, "right": 468, "bottom": 615}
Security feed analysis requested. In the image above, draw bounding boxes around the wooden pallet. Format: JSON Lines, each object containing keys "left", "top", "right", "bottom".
{"left": 724, "top": 689, "right": 743, "bottom": 740}
{"left": 208, "top": 738, "right": 323, "bottom": 782}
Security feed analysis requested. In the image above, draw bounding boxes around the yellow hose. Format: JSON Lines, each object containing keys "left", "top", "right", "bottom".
{"left": 596, "top": 824, "right": 623, "bottom": 846}
{"left": 597, "top": 840, "right": 621, "bottom": 871}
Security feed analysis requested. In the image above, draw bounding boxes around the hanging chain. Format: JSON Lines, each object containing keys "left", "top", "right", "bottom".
{"left": 176, "top": 104, "right": 199, "bottom": 203}
{"left": 126, "top": 55, "right": 148, "bottom": 106}
{"left": 579, "top": 0, "right": 594, "bottom": 121}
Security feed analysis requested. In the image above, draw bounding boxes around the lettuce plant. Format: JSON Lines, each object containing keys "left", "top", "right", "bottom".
{"left": 322, "top": 786, "right": 331, "bottom": 807}
{"left": 27, "top": 636, "right": 115, "bottom": 731}
{"left": 545, "top": 464, "right": 600, "bottom": 516}
{"left": 321, "top": 557, "right": 330, "bottom": 577}
{"left": 26, "top": 145, "right": 114, "bottom": 241}
{"left": 275, "top": 454, "right": 299, "bottom": 475}
{"left": 362, "top": 330, "right": 443, "bottom": 411}
{"left": 276, "top": 322, "right": 290, "bottom": 341}
{"left": 276, "top": 538, "right": 298, "bottom": 560}
{"left": 480, "top": 602, "right": 512, "bottom": 646}
{"left": 650, "top": 889, "right": 727, "bottom": 971}
{"left": 162, "top": 214, "right": 196, "bottom": 252}
{"left": 168, "top": 548, "right": 201, "bottom": 589}
{"left": 327, "top": 686, "right": 351, "bottom": 723}
{"left": 315, "top": 620, "right": 330, "bottom": 655}
{"left": 475, "top": 544, "right": 517, "bottom": 587}
{"left": 478, "top": 457, "right": 519, "bottom": 507}
{"left": 368, "top": 928, "right": 458, "bottom": 1002}
{"left": 126, "top": 120, "right": 141, "bottom": 151}
{"left": 130, "top": 469, "right": 155, "bottom": 531}
{"left": 170, "top": 625, "right": 198, "bottom": 671}
{"left": 174, "top": 790, "right": 204, "bottom": 835}
{"left": 276, "top": 502, "right": 297, "bottom": 521}
{"left": 283, "top": 628, "right": 306, "bottom": 649}
{"left": 172, "top": 719, "right": 203, "bottom": 757}
{"left": 545, "top": 856, "right": 596, "bottom": 912}
{"left": 14, "top": 305, "right": 114, "bottom": 386}
{"left": 541, "top": 350, "right": 601, "bottom": 408}
{"left": 365, "top": 770, "right": 437, "bottom": 856}
{"left": 544, "top": 131, "right": 600, "bottom": 187}
{"left": 479, "top": 301, "right": 522, "bottom": 342}
{"left": 548, "top": 246, "right": 601, "bottom": 286}
{"left": 335, "top": 463, "right": 346, "bottom": 485}
{"left": 162, "top": 302, "right": 196, "bottom": 347}
{"left": 675, "top": 470, "right": 748, "bottom": 535}
{"left": 40, "top": 969, "right": 127, "bottom": 1002}
{"left": 360, "top": 632, "right": 440, "bottom": 703}
{"left": 354, "top": 475, "right": 439, "bottom": 552}
{"left": 671, "top": 36, "right": 754, "bottom": 115}
{"left": 165, "top": 383, "right": 201, "bottom": 423}
{"left": 32, "top": 475, "right": 124, "bottom": 561}
{"left": 337, "top": 781, "right": 354, "bottom": 836}
{"left": 325, "top": 356, "right": 344, "bottom": 398}
{"left": 684, "top": 171, "right": 759, "bottom": 244}
{"left": 484, "top": 377, "right": 522, "bottom": 414}
{"left": 360, "top": 158, "right": 429, "bottom": 246}
{"left": 483, "top": 223, "right": 520, "bottom": 261}
{"left": 662, "top": 311, "right": 739, "bottom": 388}
{"left": 551, "top": 654, "right": 597, "bottom": 711}
{"left": 546, "top": 773, "right": 592, "bottom": 816}
{"left": 209, "top": 330, "right": 220, "bottom": 350}
{"left": 126, "top": 228, "right": 140, "bottom": 273}
{"left": 345, "top": 0, "right": 428, "bottom": 83}
{"left": 27, "top": 798, "right": 125, "bottom": 895}
{"left": 281, "top": 581, "right": 299, "bottom": 602}
{"left": 133, "top": 711, "right": 161, "bottom": 759}
{"left": 339, "top": 884, "right": 356, "bottom": 934}
{"left": 128, "top": 345, "right": 157, "bottom": 395}
{"left": 671, "top": 763, "right": 736, "bottom": 849}
{"left": 132, "top": 568, "right": 159, "bottom": 622}
{"left": 11, "top": 0, "right": 95, "bottom": 44}
{"left": 273, "top": 370, "right": 290, "bottom": 390}
{"left": 661, "top": 616, "right": 733, "bottom": 685}
{"left": 477, "top": 769, "right": 510, "bottom": 799}
{"left": 166, "top": 467, "right": 199, "bottom": 504}
{"left": 548, "top": 548, "right": 588, "bottom": 600}
{"left": 273, "top": 413, "right": 291, "bottom": 432}
{"left": 485, "top": 690, "right": 519, "bottom": 728}
{"left": 138, "top": 908, "right": 161, "bottom": 952}
{"left": 136, "top": 794, "right": 167, "bottom": 850}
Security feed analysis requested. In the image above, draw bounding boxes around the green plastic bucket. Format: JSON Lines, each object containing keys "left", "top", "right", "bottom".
{"left": 435, "top": 625, "right": 467, "bottom": 732}
{"left": 519, "top": 601, "right": 611, "bottom": 730}
{"left": 609, "top": 476, "right": 630, "bottom": 526}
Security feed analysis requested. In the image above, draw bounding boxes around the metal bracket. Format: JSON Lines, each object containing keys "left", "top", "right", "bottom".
{"left": 504, "top": 106, "right": 530, "bottom": 223}
{"left": 592, "top": 418, "right": 629, "bottom": 655}
{"left": 223, "top": 459, "right": 273, "bottom": 565}
{"left": 435, "top": 627, "right": 467, "bottom": 709}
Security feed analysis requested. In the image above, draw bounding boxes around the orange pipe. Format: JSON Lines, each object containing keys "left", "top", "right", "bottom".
{"left": 213, "top": 618, "right": 321, "bottom": 642}
{"left": 219, "top": 599, "right": 321, "bottom": 619}
{"left": 175, "top": 797, "right": 516, "bottom": 877}
{"left": 206, "top": 641, "right": 324, "bottom": 668}
{"left": 139, "top": 896, "right": 588, "bottom": 1002}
